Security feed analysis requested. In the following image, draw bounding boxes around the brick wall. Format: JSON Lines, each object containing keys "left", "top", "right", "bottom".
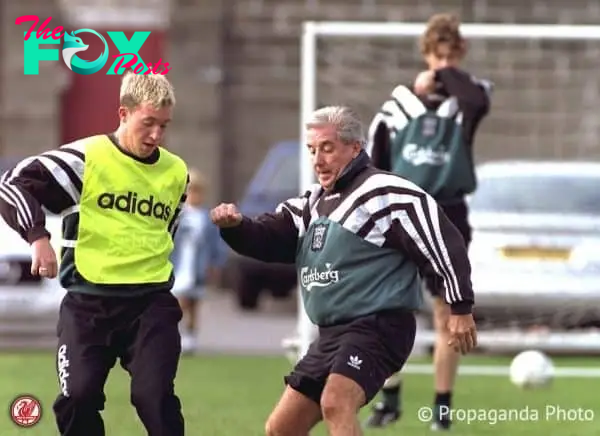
{"left": 1, "top": 1, "right": 66, "bottom": 158}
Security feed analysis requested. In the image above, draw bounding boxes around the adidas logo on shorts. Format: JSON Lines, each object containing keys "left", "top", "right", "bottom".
{"left": 347, "top": 355, "right": 362, "bottom": 370}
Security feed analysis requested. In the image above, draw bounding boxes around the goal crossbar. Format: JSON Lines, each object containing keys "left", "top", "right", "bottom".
{"left": 296, "top": 21, "right": 600, "bottom": 361}
{"left": 303, "top": 22, "right": 600, "bottom": 39}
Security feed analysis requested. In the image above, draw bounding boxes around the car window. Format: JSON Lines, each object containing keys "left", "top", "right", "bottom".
{"left": 470, "top": 174, "right": 600, "bottom": 215}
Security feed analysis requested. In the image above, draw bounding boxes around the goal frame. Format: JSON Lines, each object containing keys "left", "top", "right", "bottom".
{"left": 289, "top": 21, "right": 600, "bottom": 362}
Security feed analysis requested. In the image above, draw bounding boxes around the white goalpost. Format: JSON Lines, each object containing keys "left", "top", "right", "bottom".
{"left": 283, "top": 21, "right": 600, "bottom": 366}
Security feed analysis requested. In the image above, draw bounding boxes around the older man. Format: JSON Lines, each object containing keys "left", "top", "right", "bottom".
{"left": 211, "top": 105, "right": 477, "bottom": 436}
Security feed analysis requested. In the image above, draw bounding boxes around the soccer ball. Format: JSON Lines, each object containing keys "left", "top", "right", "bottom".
{"left": 509, "top": 350, "right": 554, "bottom": 389}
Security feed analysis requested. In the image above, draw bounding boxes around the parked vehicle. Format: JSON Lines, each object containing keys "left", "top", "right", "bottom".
{"left": 227, "top": 140, "right": 299, "bottom": 310}
{"left": 462, "top": 160, "right": 600, "bottom": 329}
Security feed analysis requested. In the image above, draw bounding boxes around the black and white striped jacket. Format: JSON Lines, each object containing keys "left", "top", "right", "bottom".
{"left": 220, "top": 150, "right": 474, "bottom": 314}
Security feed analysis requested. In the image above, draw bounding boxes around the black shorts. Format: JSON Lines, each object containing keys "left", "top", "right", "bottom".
{"left": 284, "top": 308, "right": 416, "bottom": 406}
{"left": 425, "top": 199, "right": 471, "bottom": 297}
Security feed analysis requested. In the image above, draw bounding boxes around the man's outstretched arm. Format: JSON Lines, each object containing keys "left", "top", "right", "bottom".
{"left": 212, "top": 198, "right": 302, "bottom": 265}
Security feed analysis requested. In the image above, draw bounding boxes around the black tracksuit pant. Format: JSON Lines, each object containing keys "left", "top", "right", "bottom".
{"left": 53, "top": 290, "right": 184, "bottom": 436}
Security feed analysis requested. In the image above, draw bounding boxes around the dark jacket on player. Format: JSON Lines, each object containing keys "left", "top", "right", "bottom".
{"left": 220, "top": 151, "right": 474, "bottom": 325}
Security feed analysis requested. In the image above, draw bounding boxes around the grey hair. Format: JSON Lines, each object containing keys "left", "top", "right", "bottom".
{"left": 306, "top": 105, "right": 366, "bottom": 147}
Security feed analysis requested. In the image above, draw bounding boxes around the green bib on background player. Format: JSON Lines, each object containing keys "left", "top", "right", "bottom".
{"left": 75, "top": 135, "right": 187, "bottom": 285}
{"left": 387, "top": 86, "right": 476, "bottom": 201}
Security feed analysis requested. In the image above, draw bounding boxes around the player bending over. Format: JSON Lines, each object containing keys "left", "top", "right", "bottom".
{"left": 365, "top": 13, "right": 492, "bottom": 431}
{"left": 0, "top": 72, "right": 188, "bottom": 436}
{"left": 212, "top": 105, "right": 477, "bottom": 436}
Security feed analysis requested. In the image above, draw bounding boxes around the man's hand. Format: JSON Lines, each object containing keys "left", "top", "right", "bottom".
{"left": 447, "top": 313, "right": 477, "bottom": 354}
{"left": 414, "top": 70, "right": 436, "bottom": 95}
{"left": 31, "top": 237, "right": 58, "bottom": 278}
{"left": 210, "top": 203, "right": 243, "bottom": 228}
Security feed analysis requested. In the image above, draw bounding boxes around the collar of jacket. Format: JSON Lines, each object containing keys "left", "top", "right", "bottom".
{"left": 327, "top": 149, "right": 371, "bottom": 193}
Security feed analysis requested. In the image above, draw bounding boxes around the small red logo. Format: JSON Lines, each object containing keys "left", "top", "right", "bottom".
{"left": 9, "top": 395, "right": 42, "bottom": 427}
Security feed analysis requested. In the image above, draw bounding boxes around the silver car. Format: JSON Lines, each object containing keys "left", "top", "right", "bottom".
{"left": 467, "top": 160, "right": 600, "bottom": 331}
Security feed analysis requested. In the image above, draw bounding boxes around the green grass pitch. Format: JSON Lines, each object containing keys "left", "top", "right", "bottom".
{"left": 0, "top": 353, "right": 598, "bottom": 435}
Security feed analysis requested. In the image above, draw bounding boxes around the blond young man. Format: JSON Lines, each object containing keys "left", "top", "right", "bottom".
{"left": 0, "top": 72, "right": 188, "bottom": 435}
{"left": 365, "top": 13, "right": 492, "bottom": 431}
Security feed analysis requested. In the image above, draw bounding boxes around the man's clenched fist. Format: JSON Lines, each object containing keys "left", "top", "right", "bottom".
{"left": 211, "top": 203, "right": 243, "bottom": 228}
{"left": 413, "top": 70, "right": 436, "bottom": 96}
{"left": 31, "top": 236, "right": 58, "bottom": 278}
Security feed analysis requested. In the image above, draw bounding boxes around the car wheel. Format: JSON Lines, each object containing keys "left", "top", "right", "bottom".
{"left": 268, "top": 268, "right": 297, "bottom": 299}
{"left": 236, "top": 280, "right": 262, "bottom": 310}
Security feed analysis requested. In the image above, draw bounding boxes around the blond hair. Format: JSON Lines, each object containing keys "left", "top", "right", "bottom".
{"left": 119, "top": 72, "right": 176, "bottom": 109}
{"left": 419, "top": 13, "right": 466, "bottom": 57}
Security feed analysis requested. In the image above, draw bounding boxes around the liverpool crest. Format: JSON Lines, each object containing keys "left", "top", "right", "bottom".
{"left": 421, "top": 116, "right": 438, "bottom": 137}
{"left": 310, "top": 223, "right": 329, "bottom": 252}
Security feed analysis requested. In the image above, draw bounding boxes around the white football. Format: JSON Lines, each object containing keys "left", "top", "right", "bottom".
{"left": 509, "top": 350, "right": 554, "bottom": 389}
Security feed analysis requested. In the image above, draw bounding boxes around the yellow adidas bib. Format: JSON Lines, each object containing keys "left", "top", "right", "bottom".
{"left": 75, "top": 135, "right": 187, "bottom": 284}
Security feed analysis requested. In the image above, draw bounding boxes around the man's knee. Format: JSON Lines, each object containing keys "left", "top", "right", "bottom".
{"left": 265, "top": 386, "right": 321, "bottom": 436}
{"left": 265, "top": 409, "right": 293, "bottom": 436}
{"left": 56, "top": 375, "right": 106, "bottom": 411}
{"left": 130, "top": 381, "right": 175, "bottom": 412}
{"left": 321, "top": 374, "right": 364, "bottom": 420}
{"left": 265, "top": 415, "right": 310, "bottom": 436}
{"left": 265, "top": 414, "right": 286, "bottom": 436}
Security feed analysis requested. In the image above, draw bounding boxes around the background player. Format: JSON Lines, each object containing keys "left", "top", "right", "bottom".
{"left": 365, "top": 13, "right": 492, "bottom": 431}
{"left": 0, "top": 72, "right": 188, "bottom": 436}
{"left": 171, "top": 168, "right": 227, "bottom": 353}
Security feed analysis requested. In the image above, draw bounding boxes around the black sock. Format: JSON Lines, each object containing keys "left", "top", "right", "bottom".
{"left": 382, "top": 383, "right": 402, "bottom": 411}
{"left": 434, "top": 391, "right": 452, "bottom": 422}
